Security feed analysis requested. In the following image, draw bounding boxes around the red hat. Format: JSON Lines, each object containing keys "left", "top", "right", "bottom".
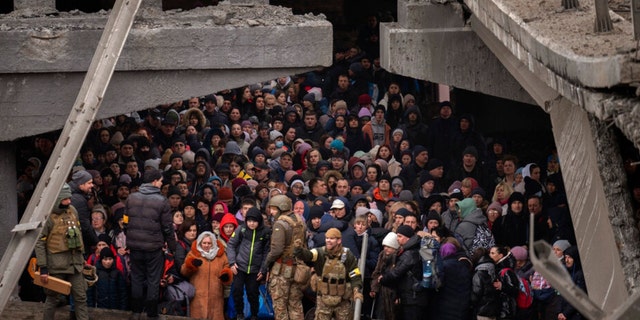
{"left": 231, "top": 178, "right": 247, "bottom": 191}
{"left": 358, "top": 94, "right": 372, "bottom": 106}
{"left": 218, "top": 187, "right": 233, "bottom": 201}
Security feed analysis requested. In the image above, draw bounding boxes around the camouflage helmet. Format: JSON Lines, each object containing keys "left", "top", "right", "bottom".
{"left": 268, "top": 195, "right": 292, "bottom": 213}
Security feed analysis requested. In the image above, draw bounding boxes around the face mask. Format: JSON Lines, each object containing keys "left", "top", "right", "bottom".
{"left": 59, "top": 203, "right": 70, "bottom": 209}
{"left": 275, "top": 141, "right": 284, "bottom": 148}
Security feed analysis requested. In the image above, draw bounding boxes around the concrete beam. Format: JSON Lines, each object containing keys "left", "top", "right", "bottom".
{"left": 548, "top": 97, "right": 629, "bottom": 312}
{"left": 0, "top": 4, "right": 333, "bottom": 141}
{"left": 465, "top": 0, "right": 640, "bottom": 88}
{"left": 0, "top": 67, "right": 314, "bottom": 141}
{"left": 397, "top": 0, "right": 466, "bottom": 29}
{"left": 13, "top": 0, "right": 54, "bottom": 11}
{"left": 380, "top": 22, "right": 535, "bottom": 105}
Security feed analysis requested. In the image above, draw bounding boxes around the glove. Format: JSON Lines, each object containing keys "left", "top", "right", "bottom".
{"left": 353, "top": 288, "right": 364, "bottom": 302}
{"left": 220, "top": 273, "right": 230, "bottom": 283}
{"left": 192, "top": 259, "right": 203, "bottom": 267}
{"left": 39, "top": 267, "right": 48, "bottom": 275}
{"left": 293, "top": 246, "right": 303, "bottom": 258}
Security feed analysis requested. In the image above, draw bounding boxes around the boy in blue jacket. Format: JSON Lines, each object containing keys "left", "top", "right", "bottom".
{"left": 227, "top": 207, "right": 271, "bottom": 319}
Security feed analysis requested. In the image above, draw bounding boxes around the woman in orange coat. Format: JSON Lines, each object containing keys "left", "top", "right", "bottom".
{"left": 181, "top": 231, "right": 233, "bottom": 320}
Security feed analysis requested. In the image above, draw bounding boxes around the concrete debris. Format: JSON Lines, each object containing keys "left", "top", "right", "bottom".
{"left": 0, "top": 4, "right": 325, "bottom": 30}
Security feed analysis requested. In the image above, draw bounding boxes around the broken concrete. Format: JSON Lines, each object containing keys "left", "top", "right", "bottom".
{"left": 0, "top": 4, "right": 333, "bottom": 141}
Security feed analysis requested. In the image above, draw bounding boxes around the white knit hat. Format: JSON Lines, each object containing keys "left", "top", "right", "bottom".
{"left": 382, "top": 232, "right": 400, "bottom": 250}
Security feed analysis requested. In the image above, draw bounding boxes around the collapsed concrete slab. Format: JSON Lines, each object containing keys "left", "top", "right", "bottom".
{"left": 380, "top": 0, "right": 535, "bottom": 105}
{"left": 0, "top": 4, "right": 333, "bottom": 140}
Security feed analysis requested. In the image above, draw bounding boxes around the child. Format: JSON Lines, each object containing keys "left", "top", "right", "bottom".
{"left": 226, "top": 207, "right": 271, "bottom": 319}
{"left": 371, "top": 232, "right": 400, "bottom": 320}
{"left": 219, "top": 213, "right": 239, "bottom": 246}
{"left": 87, "top": 247, "right": 128, "bottom": 310}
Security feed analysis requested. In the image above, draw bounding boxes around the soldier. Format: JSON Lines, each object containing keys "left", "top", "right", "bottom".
{"left": 294, "top": 228, "right": 364, "bottom": 320}
{"left": 35, "top": 183, "right": 89, "bottom": 320}
{"left": 265, "top": 195, "right": 307, "bottom": 320}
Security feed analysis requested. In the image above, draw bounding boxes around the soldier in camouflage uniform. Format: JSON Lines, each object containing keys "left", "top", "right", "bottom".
{"left": 265, "top": 195, "right": 307, "bottom": 320}
{"left": 295, "top": 228, "right": 363, "bottom": 320}
{"left": 35, "top": 183, "right": 89, "bottom": 320}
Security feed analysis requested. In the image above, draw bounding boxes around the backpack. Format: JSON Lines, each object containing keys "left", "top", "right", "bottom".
{"left": 470, "top": 223, "right": 495, "bottom": 256}
{"left": 500, "top": 268, "right": 533, "bottom": 309}
{"left": 418, "top": 237, "right": 444, "bottom": 290}
{"left": 457, "top": 221, "right": 495, "bottom": 257}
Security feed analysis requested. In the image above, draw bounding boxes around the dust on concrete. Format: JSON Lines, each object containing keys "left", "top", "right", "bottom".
{"left": 497, "top": 0, "right": 637, "bottom": 57}
{"left": 0, "top": 3, "right": 328, "bottom": 31}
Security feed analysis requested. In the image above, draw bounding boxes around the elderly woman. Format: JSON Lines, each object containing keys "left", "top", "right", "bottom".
{"left": 181, "top": 231, "right": 233, "bottom": 320}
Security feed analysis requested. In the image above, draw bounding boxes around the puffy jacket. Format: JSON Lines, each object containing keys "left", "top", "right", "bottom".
{"left": 226, "top": 210, "right": 271, "bottom": 274}
{"left": 434, "top": 251, "right": 473, "bottom": 320}
{"left": 472, "top": 256, "right": 500, "bottom": 317}
{"left": 380, "top": 235, "right": 427, "bottom": 305}
{"left": 124, "top": 183, "right": 176, "bottom": 253}
{"left": 69, "top": 181, "right": 97, "bottom": 249}
{"left": 87, "top": 262, "right": 128, "bottom": 310}
{"left": 455, "top": 206, "right": 487, "bottom": 251}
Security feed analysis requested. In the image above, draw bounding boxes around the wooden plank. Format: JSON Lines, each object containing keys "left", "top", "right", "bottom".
{"left": 0, "top": 0, "right": 143, "bottom": 313}
{"left": 32, "top": 272, "right": 72, "bottom": 295}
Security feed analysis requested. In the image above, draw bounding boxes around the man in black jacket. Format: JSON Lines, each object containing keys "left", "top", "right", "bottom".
{"left": 125, "top": 169, "right": 176, "bottom": 320}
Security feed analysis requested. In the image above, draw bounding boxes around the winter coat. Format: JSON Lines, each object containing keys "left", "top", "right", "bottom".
{"left": 371, "top": 251, "right": 398, "bottom": 320}
{"left": 434, "top": 251, "right": 473, "bottom": 320}
{"left": 354, "top": 229, "right": 381, "bottom": 277}
{"left": 492, "top": 209, "right": 529, "bottom": 248}
{"left": 455, "top": 206, "right": 488, "bottom": 252}
{"left": 69, "top": 181, "right": 97, "bottom": 249}
{"left": 87, "top": 262, "right": 128, "bottom": 310}
{"left": 399, "top": 106, "right": 429, "bottom": 148}
{"left": 472, "top": 256, "right": 501, "bottom": 317}
{"left": 380, "top": 235, "right": 427, "bottom": 306}
{"left": 496, "top": 253, "right": 520, "bottom": 319}
{"left": 296, "top": 122, "right": 327, "bottom": 142}
{"left": 181, "top": 235, "right": 233, "bottom": 320}
{"left": 175, "top": 237, "right": 194, "bottom": 273}
{"left": 124, "top": 183, "right": 177, "bottom": 253}
{"left": 362, "top": 119, "right": 391, "bottom": 147}
{"left": 226, "top": 210, "right": 271, "bottom": 274}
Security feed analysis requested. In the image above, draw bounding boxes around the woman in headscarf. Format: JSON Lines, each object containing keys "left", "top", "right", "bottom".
{"left": 181, "top": 231, "right": 233, "bottom": 320}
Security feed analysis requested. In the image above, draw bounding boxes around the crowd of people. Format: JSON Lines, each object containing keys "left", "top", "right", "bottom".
{"left": 19, "top": 14, "right": 591, "bottom": 320}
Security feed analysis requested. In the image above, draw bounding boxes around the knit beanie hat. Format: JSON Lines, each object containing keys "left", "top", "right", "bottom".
{"left": 426, "top": 159, "right": 444, "bottom": 171}
{"left": 419, "top": 172, "right": 434, "bottom": 186}
{"left": 488, "top": 201, "right": 503, "bottom": 213}
{"left": 396, "top": 225, "right": 415, "bottom": 238}
{"left": 358, "top": 108, "right": 372, "bottom": 118}
{"left": 309, "top": 206, "right": 324, "bottom": 220}
{"left": 218, "top": 187, "right": 233, "bottom": 201}
{"left": 369, "top": 209, "right": 383, "bottom": 225}
{"left": 472, "top": 187, "right": 486, "bottom": 199}
{"left": 553, "top": 240, "right": 572, "bottom": 253}
{"left": 399, "top": 190, "right": 413, "bottom": 202}
{"left": 425, "top": 210, "right": 442, "bottom": 226}
{"left": 511, "top": 246, "right": 528, "bottom": 261}
{"left": 231, "top": 178, "right": 247, "bottom": 191}
{"left": 167, "top": 186, "right": 180, "bottom": 198}
{"left": 100, "top": 247, "right": 115, "bottom": 260}
{"left": 413, "top": 145, "right": 428, "bottom": 158}
{"left": 395, "top": 208, "right": 411, "bottom": 218}
{"left": 355, "top": 207, "right": 370, "bottom": 218}
{"left": 97, "top": 233, "right": 111, "bottom": 246}
{"left": 382, "top": 232, "right": 400, "bottom": 250}
{"left": 325, "top": 228, "right": 342, "bottom": 239}
{"left": 73, "top": 170, "right": 93, "bottom": 185}
{"left": 463, "top": 146, "right": 478, "bottom": 158}
{"left": 330, "top": 139, "right": 344, "bottom": 152}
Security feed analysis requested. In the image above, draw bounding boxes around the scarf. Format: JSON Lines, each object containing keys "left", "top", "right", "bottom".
{"left": 196, "top": 231, "right": 219, "bottom": 261}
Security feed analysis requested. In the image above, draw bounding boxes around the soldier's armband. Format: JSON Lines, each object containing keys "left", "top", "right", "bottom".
{"left": 349, "top": 268, "right": 361, "bottom": 278}
{"left": 311, "top": 249, "right": 318, "bottom": 262}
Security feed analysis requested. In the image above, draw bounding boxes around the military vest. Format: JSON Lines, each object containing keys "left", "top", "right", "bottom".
{"left": 317, "top": 247, "right": 350, "bottom": 306}
{"left": 278, "top": 213, "right": 307, "bottom": 258}
{"left": 46, "top": 209, "right": 84, "bottom": 253}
